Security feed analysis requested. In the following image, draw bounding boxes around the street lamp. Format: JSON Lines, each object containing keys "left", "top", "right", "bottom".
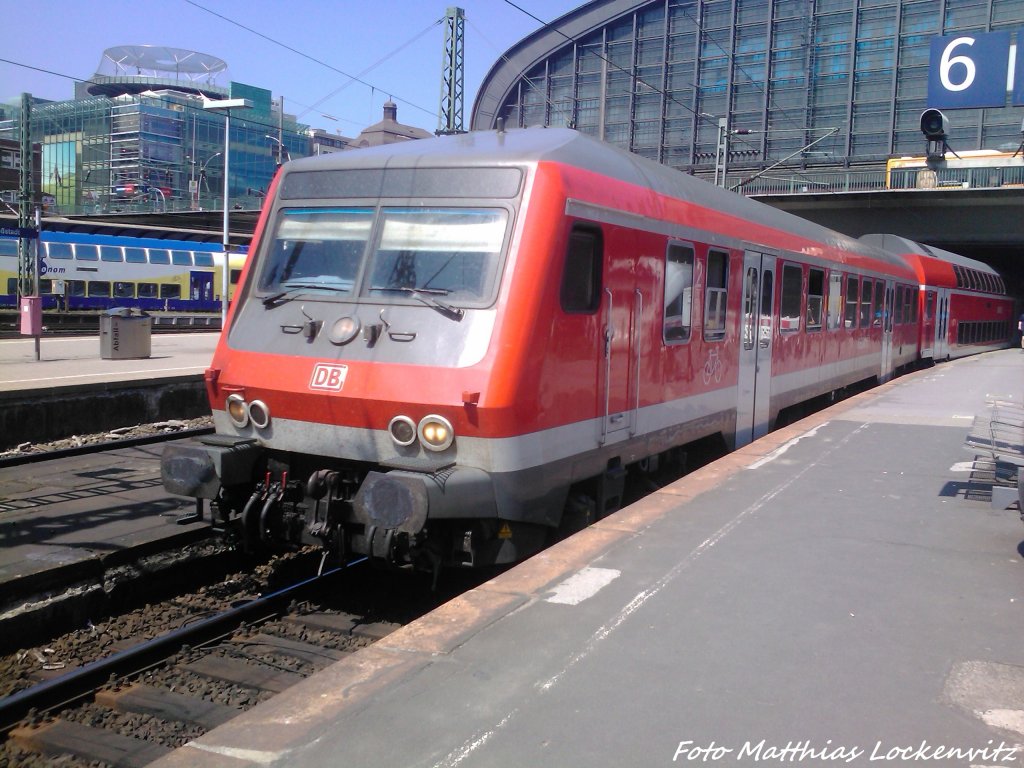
{"left": 265, "top": 135, "right": 290, "bottom": 168}
{"left": 203, "top": 98, "right": 253, "bottom": 325}
{"left": 197, "top": 152, "right": 222, "bottom": 201}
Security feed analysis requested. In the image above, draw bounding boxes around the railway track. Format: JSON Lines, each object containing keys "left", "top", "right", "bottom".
{"left": 0, "top": 552, "right": 478, "bottom": 767}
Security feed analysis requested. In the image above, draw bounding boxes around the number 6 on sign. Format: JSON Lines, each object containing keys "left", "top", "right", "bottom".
{"left": 927, "top": 31, "right": 1013, "bottom": 109}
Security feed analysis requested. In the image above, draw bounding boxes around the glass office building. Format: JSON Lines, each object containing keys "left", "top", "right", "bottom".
{"left": 472, "top": 0, "right": 1024, "bottom": 191}
{"left": 0, "top": 47, "right": 309, "bottom": 215}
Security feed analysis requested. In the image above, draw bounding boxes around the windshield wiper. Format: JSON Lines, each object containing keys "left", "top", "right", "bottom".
{"left": 369, "top": 286, "right": 465, "bottom": 320}
{"left": 261, "top": 283, "right": 351, "bottom": 308}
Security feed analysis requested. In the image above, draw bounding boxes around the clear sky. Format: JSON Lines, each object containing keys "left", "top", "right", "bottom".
{"left": 0, "top": 0, "right": 584, "bottom": 135}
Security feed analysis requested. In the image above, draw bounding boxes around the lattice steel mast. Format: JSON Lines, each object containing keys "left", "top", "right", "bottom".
{"left": 437, "top": 7, "right": 465, "bottom": 135}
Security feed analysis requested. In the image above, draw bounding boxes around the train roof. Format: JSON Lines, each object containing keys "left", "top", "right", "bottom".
{"left": 285, "top": 127, "right": 909, "bottom": 272}
{"left": 859, "top": 233, "right": 998, "bottom": 274}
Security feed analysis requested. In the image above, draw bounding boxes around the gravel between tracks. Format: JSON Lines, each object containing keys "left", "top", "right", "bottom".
{"left": 0, "top": 416, "right": 215, "bottom": 460}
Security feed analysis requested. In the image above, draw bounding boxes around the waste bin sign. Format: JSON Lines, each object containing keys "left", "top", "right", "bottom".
{"left": 100, "top": 307, "right": 152, "bottom": 359}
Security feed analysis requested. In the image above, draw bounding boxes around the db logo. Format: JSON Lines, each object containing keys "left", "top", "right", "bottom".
{"left": 309, "top": 362, "right": 348, "bottom": 392}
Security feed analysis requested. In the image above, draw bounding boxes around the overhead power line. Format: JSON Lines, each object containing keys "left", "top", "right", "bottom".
{"left": 184, "top": 0, "right": 437, "bottom": 119}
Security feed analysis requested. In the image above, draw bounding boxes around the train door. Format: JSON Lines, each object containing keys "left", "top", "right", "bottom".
{"left": 920, "top": 289, "right": 936, "bottom": 358}
{"left": 879, "top": 280, "right": 895, "bottom": 381}
{"left": 190, "top": 271, "right": 214, "bottom": 303}
{"left": 933, "top": 288, "right": 951, "bottom": 359}
{"left": 736, "top": 251, "right": 775, "bottom": 448}
{"left": 601, "top": 278, "right": 641, "bottom": 445}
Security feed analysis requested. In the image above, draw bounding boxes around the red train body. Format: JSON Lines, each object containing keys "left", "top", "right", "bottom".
{"left": 860, "top": 233, "right": 1015, "bottom": 361}
{"left": 161, "top": 128, "right": 1016, "bottom": 572}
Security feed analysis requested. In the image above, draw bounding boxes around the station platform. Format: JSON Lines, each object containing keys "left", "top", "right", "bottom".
{"left": 149, "top": 348, "right": 1024, "bottom": 768}
{"left": 0, "top": 332, "right": 217, "bottom": 393}
{"left": 0, "top": 332, "right": 217, "bottom": 449}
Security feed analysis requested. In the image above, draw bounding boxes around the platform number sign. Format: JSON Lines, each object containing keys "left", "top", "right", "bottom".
{"left": 928, "top": 32, "right": 1022, "bottom": 109}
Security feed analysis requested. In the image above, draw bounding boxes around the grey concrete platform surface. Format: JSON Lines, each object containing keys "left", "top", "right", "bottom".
{"left": 0, "top": 332, "right": 218, "bottom": 393}
{"left": 0, "top": 333, "right": 218, "bottom": 448}
{"left": 150, "top": 349, "right": 1024, "bottom": 768}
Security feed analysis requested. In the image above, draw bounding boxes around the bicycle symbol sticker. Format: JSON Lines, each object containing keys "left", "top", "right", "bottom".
{"left": 702, "top": 348, "right": 723, "bottom": 386}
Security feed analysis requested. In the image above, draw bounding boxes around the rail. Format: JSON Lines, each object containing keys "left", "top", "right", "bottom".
{"left": 0, "top": 558, "right": 365, "bottom": 736}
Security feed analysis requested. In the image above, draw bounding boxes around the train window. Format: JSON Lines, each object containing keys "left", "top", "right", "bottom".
{"left": 149, "top": 249, "right": 171, "bottom": 265}
{"left": 859, "top": 279, "right": 873, "bottom": 328}
{"left": 5, "top": 278, "right": 15, "bottom": 295}
{"left": 113, "top": 281, "right": 135, "bottom": 298}
{"left": 874, "top": 280, "right": 885, "bottom": 326}
{"left": 742, "top": 267, "right": 757, "bottom": 350}
{"left": 827, "top": 272, "right": 843, "bottom": 330}
{"left": 88, "top": 281, "right": 111, "bottom": 297}
{"left": 844, "top": 276, "right": 859, "bottom": 329}
{"left": 138, "top": 283, "right": 158, "bottom": 298}
{"left": 39, "top": 279, "right": 52, "bottom": 293}
{"left": 46, "top": 242, "right": 73, "bottom": 259}
{"left": 560, "top": 226, "right": 603, "bottom": 313}
{"left": 160, "top": 284, "right": 182, "bottom": 299}
{"left": 779, "top": 263, "right": 802, "bottom": 334}
{"left": 925, "top": 290, "right": 935, "bottom": 320}
{"left": 703, "top": 249, "right": 729, "bottom": 341}
{"left": 66, "top": 280, "right": 85, "bottom": 296}
{"left": 0, "top": 240, "right": 15, "bottom": 257}
{"left": 194, "top": 253, "right": 214, "bottom": 267}
{"left": 124, "top": 247, "right": 146, "bottom": 264}
{"left": 807, "top": 268, "right": 824, "bottom": 331}
{"left": 903, "top": 285, "right": 915, "bottom": 323}
{"left": 663, "top": 242, "right": 694, "bottom": 343}
{"left": 172, "top": 251, "right": 194, "bottom": 266}
{"left": 894, "top": 286, "right": 905, "bottom": 324}
{"left": 759, "top": 270, "right": 773, "bottom": 348}
{"left": 263, "top": 207, "right": 374, "bottom": 297}
{"left": 366, "top": 207, "right": 507, "bottom": 304}
{"left": 230, "top": 269, "right": 242, "bottom": 286}
{"left": 76, "top": 245, "right": 99, "bottom": 261}
{"left": 100, "top": 246, "right": 123, "bottom": 262}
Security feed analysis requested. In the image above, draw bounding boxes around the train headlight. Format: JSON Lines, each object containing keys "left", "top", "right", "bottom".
{"left": 226, "top": 394, "right": 249, "bottom": 428}
{"left": 388, "top": 415, "right": 418, "bottom": 447}
{"left": 248, "top": 400, "right": 271, "bottom": 430}
{"left": 418, "top": 415, "right": 455, "bottom": 451}
{"left": 329, "top": 315, "right": 361, "bottom": 346}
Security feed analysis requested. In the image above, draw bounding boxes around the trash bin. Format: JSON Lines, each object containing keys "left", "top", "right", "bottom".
{"left": 100, "top": 307, "right": 152, "bottom": 359}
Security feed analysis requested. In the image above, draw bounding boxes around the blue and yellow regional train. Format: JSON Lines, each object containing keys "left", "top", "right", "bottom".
{"left": 0, "top": 230, "right": 247, "bottom": 314}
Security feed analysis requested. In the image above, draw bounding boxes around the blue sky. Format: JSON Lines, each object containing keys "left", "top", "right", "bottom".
{"left": 0, "top": 0, "right": 583, "bottom": 135}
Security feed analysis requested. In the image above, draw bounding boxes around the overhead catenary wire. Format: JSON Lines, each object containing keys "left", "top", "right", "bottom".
{"left": 183, "top": 0, "right": 437, "bottom": 121}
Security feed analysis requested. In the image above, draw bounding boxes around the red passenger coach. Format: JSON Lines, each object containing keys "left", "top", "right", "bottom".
{"left": 860, "top": 234, "right": 1016, "bottom": 361}
{"left": 160, "top": 128, "right": 986, "bottom": 575}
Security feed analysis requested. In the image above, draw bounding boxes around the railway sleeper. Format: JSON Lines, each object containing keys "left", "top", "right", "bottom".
{"left": 96, "top": 682, "right": 239, "bottom": 729}
{"left": 10, "top": 718, "right": 172, "bottom": 768}
{"left": 227, "top": 631, "right": 351, "bottom": 668}
{"left": 178, "top": 655, "right": 304, "bottom": 693}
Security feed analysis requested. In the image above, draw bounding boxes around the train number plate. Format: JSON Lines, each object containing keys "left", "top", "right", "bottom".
{"left": 309, "top": 363, "right": 349, "bottom": 392}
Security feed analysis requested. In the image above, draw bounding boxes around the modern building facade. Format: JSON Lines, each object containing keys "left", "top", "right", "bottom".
{"left": 472, "top": 0, "right": 1024, "bottom": 192}
{"left": 1, "top": 46, "right": 314, "bottom": 216}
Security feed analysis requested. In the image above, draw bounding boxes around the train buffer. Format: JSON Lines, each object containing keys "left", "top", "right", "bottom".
{"left": 963, "top": 398, "right": 1024, "bottom": 511}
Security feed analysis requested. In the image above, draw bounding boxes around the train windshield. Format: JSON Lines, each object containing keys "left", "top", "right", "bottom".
{"left": 364, "top": 208, "right": 506, "bottom": 303}
{"left": 259, "top": 207, "right": 373, "bottom": 296}
{"left": 259, "top": 206, "right": 507, "bottom": 306}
